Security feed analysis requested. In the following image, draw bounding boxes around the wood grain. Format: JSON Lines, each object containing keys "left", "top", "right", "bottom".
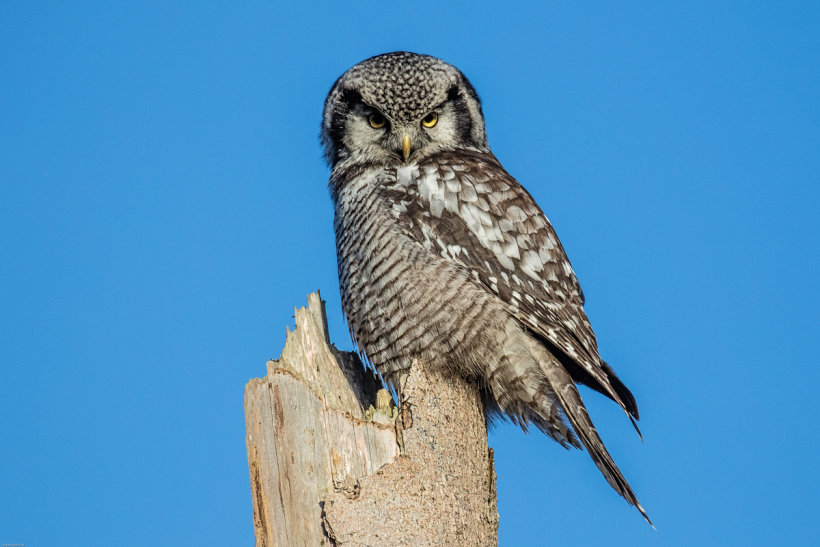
{"left": 245, "top": 293, "right": 498, "bottom": 546}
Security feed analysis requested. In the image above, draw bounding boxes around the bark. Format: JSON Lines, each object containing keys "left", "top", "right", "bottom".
{"left": 244, "top": 292, "right": 498, "bottom": 546}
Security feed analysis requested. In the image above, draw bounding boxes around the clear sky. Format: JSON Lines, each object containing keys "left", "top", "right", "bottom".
{"left": 1, "top": 2, "right": 818, "bottom": 545}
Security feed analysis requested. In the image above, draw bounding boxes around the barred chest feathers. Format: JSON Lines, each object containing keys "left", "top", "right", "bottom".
{"left": 333, "top": 159, "right": 509, "bottom": 384}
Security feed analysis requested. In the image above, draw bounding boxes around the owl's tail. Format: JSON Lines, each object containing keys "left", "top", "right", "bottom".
{"left": 533, "top": 341, "right": 654, "bottom": 527}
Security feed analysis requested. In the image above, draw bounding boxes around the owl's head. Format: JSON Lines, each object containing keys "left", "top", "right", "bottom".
{"left": 321, "top": 52, "right": 488, "bottom": 169}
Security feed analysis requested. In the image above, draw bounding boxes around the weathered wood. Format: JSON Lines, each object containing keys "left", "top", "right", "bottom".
{"left": 245, "top": 292, "right": 498, "bottom": 546}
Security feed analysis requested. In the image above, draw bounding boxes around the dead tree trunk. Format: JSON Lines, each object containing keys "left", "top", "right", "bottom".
{"left": 244, "top": 292, "right": 498, "bottom": 546}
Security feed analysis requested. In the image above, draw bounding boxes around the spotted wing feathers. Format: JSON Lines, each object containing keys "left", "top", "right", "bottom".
{"left": 385, "top": 150, "right": 638, "bottom": 421}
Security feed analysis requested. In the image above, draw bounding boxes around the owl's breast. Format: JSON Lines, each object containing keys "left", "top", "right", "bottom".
{"left": 332, "top": 166, "right": 504, "bottom": 382}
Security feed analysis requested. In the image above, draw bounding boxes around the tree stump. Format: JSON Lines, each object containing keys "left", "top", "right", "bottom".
{"left": 244, "top": 292, "right": 498, "bottom": 546}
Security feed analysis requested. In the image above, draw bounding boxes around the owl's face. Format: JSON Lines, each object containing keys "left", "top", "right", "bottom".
{"left": 322, "top": 52, "right": 489, "bottom": 170}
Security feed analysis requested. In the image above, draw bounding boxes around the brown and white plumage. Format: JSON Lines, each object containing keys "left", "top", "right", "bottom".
{"left": 322, "top": 51, "right": 651, "bottom": 524}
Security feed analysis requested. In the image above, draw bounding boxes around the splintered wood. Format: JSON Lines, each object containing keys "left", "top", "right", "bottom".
{"left": 245, "top": 292, "right": 498, "bottom": 546}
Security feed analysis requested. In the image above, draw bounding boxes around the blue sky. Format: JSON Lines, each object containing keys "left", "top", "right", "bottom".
{"left": 1, "top": 2, "right": 818, "bottom": 545}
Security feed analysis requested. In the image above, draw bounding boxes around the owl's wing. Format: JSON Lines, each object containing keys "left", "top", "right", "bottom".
{"left": 383, "top": 149, "right": 639, "bottom": 422}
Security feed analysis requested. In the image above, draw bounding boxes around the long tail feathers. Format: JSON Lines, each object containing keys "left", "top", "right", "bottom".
{"left": 538, "top": 350, "right": 654, "bottom": 527}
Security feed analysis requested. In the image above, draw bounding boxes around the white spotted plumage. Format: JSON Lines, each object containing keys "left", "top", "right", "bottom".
{"left": 322, "top": 51, "right": 651, "bottom": 524}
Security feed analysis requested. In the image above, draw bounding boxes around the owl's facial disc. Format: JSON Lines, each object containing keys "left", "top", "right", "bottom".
{"left": 342, "top": 98, "right": 467, "bottom": 166}
{"left": 322, "top": 52, "right": 489, "bottom": 168}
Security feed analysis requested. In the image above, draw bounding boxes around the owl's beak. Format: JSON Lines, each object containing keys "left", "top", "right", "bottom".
{"left": 402, "top": 134, "right": 412, "bottom": 162}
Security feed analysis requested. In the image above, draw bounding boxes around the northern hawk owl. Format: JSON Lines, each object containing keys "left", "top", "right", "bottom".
{"left": 321, "top": 51, "right": 650, "bottom": 524}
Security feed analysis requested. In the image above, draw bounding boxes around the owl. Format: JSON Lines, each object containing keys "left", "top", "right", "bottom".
{"left": 321, "top": 51, "right": 650, "bottom": 524}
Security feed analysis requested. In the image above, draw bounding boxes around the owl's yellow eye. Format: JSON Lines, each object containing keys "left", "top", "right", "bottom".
{"left": 421, "top": 112, "right": 438, "bottom": 128}
{"left": 368, "top": 113, "right": 386, "bottom": 129}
